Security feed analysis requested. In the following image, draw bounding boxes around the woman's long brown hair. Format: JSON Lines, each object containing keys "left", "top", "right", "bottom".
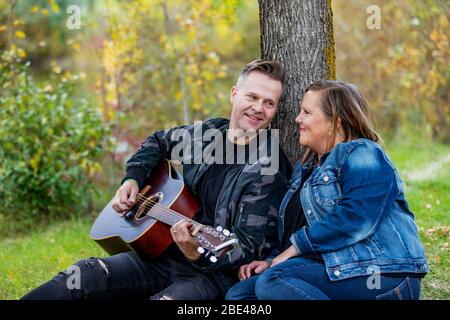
{"left": 301, "top": 80, "right": 382, "bottom": 164}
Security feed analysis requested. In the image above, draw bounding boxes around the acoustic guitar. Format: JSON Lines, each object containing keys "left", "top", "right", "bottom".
{"left": 90, "top": 159, "right": 238, "bottom": 262}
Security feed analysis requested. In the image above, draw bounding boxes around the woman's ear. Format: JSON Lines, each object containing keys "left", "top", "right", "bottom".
{"left": 336, "top": 117, "right": 346, "bottom": 139}
{"left": 336, "top": 117, "right": 342, "bottom": 129}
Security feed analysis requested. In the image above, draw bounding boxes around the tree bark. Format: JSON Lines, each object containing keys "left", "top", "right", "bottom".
{"left": 259, "top": 0, "right": 335, "bottom": 164}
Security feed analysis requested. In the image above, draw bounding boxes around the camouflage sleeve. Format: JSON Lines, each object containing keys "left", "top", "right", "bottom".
{"left": 121, "top": 124, "right": 191, "bottom": 188}
{"left": 192, "top": 170, "right": 288, "bottom": 272}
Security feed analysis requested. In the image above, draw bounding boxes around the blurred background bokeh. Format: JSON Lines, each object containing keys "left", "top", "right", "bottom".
{"left": 0, "top": 0, "right": 448, "bottom": 299}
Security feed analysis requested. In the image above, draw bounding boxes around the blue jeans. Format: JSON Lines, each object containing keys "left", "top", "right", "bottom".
{"left": 226, "top": 258, "right": 422, "bottom": 300}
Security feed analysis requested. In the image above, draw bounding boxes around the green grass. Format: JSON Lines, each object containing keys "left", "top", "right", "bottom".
{"left": 0, "top": 141, "right": 449, "bottom": 300}
{"left": 385, "top": 141, "right": 450, "bottom": 300}
{"left": 0, "top": 217, "right": 104, "bottom": 300}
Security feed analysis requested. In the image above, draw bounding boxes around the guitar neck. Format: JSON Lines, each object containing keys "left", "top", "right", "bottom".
{"left": 146, "top": 204, "right": 199, "bottom": 228}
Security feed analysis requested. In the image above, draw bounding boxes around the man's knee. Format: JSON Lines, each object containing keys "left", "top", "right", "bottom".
{"left": 80, "top": 257, "right": 110, "bottom": 277}
{"left": 58, "top": 257, "right": 111, "bottom": 294}
{"left": 21, "top": 257, "right": 108, "bottom": 300}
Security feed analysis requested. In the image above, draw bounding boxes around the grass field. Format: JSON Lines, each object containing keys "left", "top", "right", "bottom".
{"left": 0, "top": 141, "right": 449, "bottom": 300}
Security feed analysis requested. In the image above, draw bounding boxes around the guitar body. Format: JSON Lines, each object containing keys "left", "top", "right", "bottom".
{"left": 90, "top": 159, "right": 200, "bottom": 258}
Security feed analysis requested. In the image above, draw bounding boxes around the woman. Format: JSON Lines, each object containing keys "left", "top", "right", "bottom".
{"left": 226, "top": 80, "right": 429, "bottom": 300}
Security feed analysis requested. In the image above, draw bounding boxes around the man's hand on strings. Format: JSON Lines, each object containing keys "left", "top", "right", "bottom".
{"left": 112, "top": 179, "right": 139, "bottom": 214}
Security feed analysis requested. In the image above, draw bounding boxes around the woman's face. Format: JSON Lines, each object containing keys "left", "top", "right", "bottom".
{"left": 295, "top": 90, "right": 333, "bottom": 156}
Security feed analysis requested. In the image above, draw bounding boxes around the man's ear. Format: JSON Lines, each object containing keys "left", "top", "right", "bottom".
{"left": 230, "top": 85, "right": 237, "bottom": 104}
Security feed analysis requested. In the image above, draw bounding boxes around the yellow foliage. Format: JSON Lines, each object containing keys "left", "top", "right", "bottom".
{"left": 29, "top": 149, "right": 43, "bottom": 175}
{"left": 29, "top": 157, "right": 39, "bottom": 175}
{"left": 62, "top": 71, "right": 72, "bottom": 82}
{"left": 43, "top": 84, "right": 53, "bottom": 92}
{"left": 175, "top": 90, "right": 183, "bottom": 100}
{"left": 17, "top": 48, "right": 26, "bottom": 58}
{"left": 13, "top": 19, "right": 23, "bottom": 26}
{"left": 87, "top": 162, "right": 102, "bottom": 177}
{"left": 429, "top": 30, "right": 440, "bottom": 42}
{"left": 334, "top": 0, "right": 449, "bottom": 142}
{"left": 97, "top": 0, "right": 240, "bottom": 124}
{"left": 71, "top": 42, "right": 81, "bottom": 52}
{"left": 50, "top": 1, "right": 60, "bottom": 14}
{"left": 50, "top": 61, "right": 62, "bottom": 74}
{"left": 15, "top": 30, "right": 26, "bottom": 38}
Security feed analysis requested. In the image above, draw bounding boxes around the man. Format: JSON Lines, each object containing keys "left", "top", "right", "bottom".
{"left": 22, "top": 59, "right": 291, "bottom": 300}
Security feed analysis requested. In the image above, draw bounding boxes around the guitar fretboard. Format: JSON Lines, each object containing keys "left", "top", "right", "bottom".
{"left": 145, "top": 202, "right": 202, "bottom": 229}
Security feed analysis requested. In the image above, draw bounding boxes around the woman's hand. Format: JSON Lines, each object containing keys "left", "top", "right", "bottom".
{"left": 271, "top": 245, "right": 299, "bottom": 267}
{"left": 238, "top": 260, "right": 271, "bottom": 280}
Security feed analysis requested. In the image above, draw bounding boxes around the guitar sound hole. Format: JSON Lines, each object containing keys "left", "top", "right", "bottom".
{"left": 134, "top": 193, "right": 163, "bottom": 220}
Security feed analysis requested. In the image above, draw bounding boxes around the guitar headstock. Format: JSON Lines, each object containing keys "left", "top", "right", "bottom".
{"left": 193, "top": 225, "right": 239, "bottom": 263}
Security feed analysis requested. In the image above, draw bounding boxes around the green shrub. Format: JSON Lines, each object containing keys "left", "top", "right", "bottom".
{"left": 0, "top": 60, "right": 110, "bottom": 235}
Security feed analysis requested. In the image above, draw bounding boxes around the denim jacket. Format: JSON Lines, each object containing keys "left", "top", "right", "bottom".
{"left": 281, "top": 138, "right": 429, "bottom": 281}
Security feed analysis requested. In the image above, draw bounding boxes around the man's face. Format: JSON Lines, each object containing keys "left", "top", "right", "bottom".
{"left": 229, "top": 71, "right": 283, "bottom": 132}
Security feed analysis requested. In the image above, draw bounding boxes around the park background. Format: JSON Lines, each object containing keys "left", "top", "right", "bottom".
{"left": 0, "top": 0, "right": 448, "bottom": 299}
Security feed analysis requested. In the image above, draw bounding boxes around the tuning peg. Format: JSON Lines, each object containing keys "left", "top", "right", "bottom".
{"left": 209, "top": 256, "right": 217, "bottom": 263}
{"left": 216, "top": 226, "right": 223, "bottom": 232}
{"left": 222, "top": 229, "right": 230, "bottom": 236}
{"left": 197, "top": 247, "right": 205, "bottom": 254}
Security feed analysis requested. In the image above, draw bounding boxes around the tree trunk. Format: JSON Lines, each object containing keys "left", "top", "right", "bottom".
{"left": 259, "top": 0, "right": 336, "bottom": 164}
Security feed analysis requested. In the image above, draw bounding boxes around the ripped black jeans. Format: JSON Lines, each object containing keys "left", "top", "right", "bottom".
{"left": 21, "top": 245, "right": 223, "bottom": 300}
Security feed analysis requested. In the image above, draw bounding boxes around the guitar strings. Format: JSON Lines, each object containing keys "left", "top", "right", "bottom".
{"left": 128, "top": 193, "right": 226, "bottom": 254}
{"left": 135, "top": 193, "right": 197, "bottom": 224}
{"left": 123, "top": 192, "right": 234, "bottom": 254}
{"left": 127, "top": 192, "right": 215, "bottom": 234}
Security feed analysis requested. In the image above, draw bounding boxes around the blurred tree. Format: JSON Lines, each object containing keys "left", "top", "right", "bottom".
{"left": 333, "top": 0, "right": 449, "bottom": 143}
{"left": 259, "top": 0, "right": 336, "bottom": 163}
{"left": 98, "top": 0, "right": 240, "bottom": 123}
{"left": 0, "top": 0, "right": 95, "bottom": 74}
{"left": 97, "top": 0, "right": 247, "bottom": 162}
